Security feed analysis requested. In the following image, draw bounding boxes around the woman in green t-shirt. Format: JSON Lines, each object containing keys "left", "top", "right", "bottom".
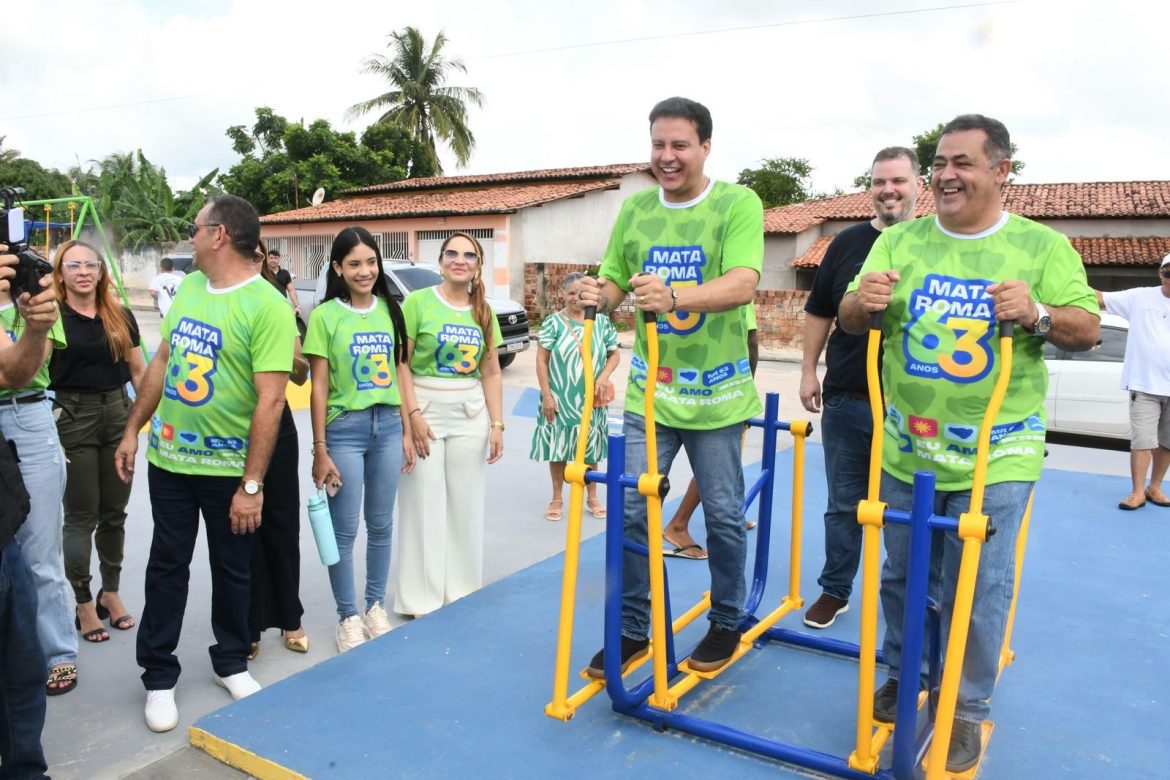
{"left": 393, "top": 231, "right": 505, "bottom": 617}
{"left": 303, "top": 227, "right": 410, "bottom": 653}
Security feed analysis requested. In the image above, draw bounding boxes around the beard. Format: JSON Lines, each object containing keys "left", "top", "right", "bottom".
{"left": 875, "top": 198, "right": 914, "bottom": 227}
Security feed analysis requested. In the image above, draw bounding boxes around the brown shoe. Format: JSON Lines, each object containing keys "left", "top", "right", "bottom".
{"left": 1119, "top": 493, "right": 1147, "bottom": 511}
{"left": 1145, "top": 486, "right": 1170, "bottom": 507}
{"left": 803, "top": 593, "right": 849, "bottom": 629}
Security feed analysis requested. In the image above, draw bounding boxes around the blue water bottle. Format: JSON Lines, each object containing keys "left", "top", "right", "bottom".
{"left": 307, "top": 489, "right": 340, "bottom": 566}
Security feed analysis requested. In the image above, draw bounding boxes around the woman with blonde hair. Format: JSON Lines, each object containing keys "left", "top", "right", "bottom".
{"left": 49, "top": 239, "right": 147, "bottom": 643}
{"left": 393, "top": 231, "right": 504, "bottom": 617}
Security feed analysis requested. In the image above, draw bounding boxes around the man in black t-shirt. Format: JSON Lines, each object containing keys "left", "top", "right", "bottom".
{"left": 799, "top": 147, "right": 923, "bottom": 629}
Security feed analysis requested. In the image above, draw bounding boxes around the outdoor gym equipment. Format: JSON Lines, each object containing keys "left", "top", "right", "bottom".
{"left": 546, "top": 293, "right": 1033, "bottom": 779}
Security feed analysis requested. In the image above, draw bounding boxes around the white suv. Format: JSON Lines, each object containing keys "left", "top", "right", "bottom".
{"left": 300, "top": 261, "right": 530, "bottom": 368}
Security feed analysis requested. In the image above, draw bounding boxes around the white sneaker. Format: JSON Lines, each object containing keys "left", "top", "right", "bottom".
{"left": 363, "top": 602, "right": 392, "bottom": 639}
{"left": 145, "top": 689, "right": 178, "bottom": 733}
{"left": 215, "top": 671, "right": 262, "bottom": 701}
{"left": 336, "top": 615, "right": 368, "bottom": 653}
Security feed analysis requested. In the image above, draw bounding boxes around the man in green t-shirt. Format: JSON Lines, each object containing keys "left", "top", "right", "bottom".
{"left": 578, "top": 97, "right": 763, "bottom": 678}
{"left": 114, "top": 196, "right": 295, "bottom": 733}
{"left": 839, "top": 114, "right": 1100, "bottom": 772}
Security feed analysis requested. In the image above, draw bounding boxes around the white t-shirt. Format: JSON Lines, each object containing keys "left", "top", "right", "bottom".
{"left": 1102, "top": 285, "right": 1170, "bottom": 394}
{"left": 149, "top": 271, "right": 186, "bottom": 317}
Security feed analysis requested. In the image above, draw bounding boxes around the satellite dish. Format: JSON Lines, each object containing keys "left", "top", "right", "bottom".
{"left": 310, "top": 187, "right": 326, "bottom": 207}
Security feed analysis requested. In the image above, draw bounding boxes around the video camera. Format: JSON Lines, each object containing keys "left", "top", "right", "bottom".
{"left": 0, "top": 187, "right": 54, "bottom": 299}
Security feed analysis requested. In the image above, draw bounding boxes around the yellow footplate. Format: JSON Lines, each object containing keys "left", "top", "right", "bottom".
{"left": 921, "top": 720, "right": 995, "bottom": 779}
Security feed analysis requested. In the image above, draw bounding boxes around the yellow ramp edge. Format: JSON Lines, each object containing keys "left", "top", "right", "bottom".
{"left": 189, "top": 726, "right": 308, "bottom": 780}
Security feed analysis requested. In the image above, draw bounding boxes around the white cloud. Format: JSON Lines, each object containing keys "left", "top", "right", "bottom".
{"left": 2, "top": 0, "right": 1169, "bottom": 198}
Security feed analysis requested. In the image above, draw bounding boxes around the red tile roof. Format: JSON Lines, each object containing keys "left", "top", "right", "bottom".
{"left": 260, "top": 178, "right": 623, "bottom": 224}
{"left": 1070, "top": 237, "right": 1170, "bottom": 266}
{"left": 790, "top": 231, "right": 1170, "bottom": 270}
{"left": 791, "top": 236, "right": 834, "bottom": 269}
{"left": 765, "top": 181, "right": 1170, "bottom": 234}
{"left": 344, "top": 163, "right": 651, "bottom": 195}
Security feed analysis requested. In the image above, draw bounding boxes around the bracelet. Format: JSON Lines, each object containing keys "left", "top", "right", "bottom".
{"left": 312, "top": 439, "right": 326, "bottom": 446}
{"left": 490, "top": 421, "right": 505, "bottom": 431}
{"left": 408, "top": 408, "right": 422, "bottom": 418}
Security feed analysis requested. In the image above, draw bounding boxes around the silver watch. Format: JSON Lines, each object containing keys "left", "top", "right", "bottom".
{"left": 1031, "top": 301, "right": 1051, "bottom": 337}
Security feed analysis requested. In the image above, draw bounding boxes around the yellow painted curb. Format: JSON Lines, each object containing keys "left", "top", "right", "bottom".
{"left": 189, "top": 726, "right": 308, "bottom": 780}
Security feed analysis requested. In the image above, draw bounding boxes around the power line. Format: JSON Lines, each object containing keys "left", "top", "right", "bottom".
{"left": 0, "top": 1, "right": 1014, "bottom": 122}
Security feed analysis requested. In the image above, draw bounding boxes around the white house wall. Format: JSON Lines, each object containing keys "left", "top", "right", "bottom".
{"left": 509, "top": 172, "right": 657, "bottom": 299}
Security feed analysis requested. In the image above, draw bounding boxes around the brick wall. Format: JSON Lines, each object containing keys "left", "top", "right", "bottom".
{"left": 523, "top": 262, "right": 810, "bottom": 349}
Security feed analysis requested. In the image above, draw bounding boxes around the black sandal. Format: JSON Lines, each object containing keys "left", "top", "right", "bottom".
{"left": 47, "top": 663, "right": 78, "bottom": 696}
{"left": 74, "top": 614, "right": 109, "bottom": 643}
{"left": 97, "top": 589, "right": 135, "bottom": 630}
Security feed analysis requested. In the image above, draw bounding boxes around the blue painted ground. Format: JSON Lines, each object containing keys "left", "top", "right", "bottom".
{"left": 193, "top": 446, "right": 1169, "bottom": 779}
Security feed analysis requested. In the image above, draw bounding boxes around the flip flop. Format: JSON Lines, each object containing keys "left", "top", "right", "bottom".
{"left": 663, "top": 543, "right": 708, "bottom": 560}
{"left": 1145, "top": 486, "right": 1170, "bottom": 507}
{"left": 1118, "top": 495, "right": 1146, "bottom": 510}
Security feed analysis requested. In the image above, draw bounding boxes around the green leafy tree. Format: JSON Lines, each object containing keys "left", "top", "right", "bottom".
{"left": 89, "top": 150, "right": 216, "bottom": 248}
{"left": 0, "top": 157, "right": 73, "bottom": 202}
{"left": 737, "top": 157, "right": 815, "bottom": 208}
{"left": 346, "top": 26, "right": 484, "bottom": 174}
{"left": 853, "top": 123, "right": 1025, "bottom": 189}
{"left": 0, "top": 135, "right": 20, "bottom": 164}
{"left": 220, "top": 107, "right": 426, "bottom": 214}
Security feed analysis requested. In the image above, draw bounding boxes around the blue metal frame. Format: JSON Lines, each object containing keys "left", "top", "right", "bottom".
{"left": 592, "top": 392, "right": 958, "bottom": 779}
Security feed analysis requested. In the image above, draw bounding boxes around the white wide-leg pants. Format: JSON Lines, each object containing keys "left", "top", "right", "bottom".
{"left": 393, "top": 377, "right": 489, "bottom": 615}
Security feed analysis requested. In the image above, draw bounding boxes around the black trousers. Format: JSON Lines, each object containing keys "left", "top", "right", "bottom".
{"left": 137, "top": 465, "right": 253, "bottom": 690}
{"left": 250, "top": 407, "right": 303, "bottom": 640}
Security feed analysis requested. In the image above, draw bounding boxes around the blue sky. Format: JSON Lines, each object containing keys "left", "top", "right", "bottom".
{"left": 3, "top": 0, "right": 1168, "bottom": 196}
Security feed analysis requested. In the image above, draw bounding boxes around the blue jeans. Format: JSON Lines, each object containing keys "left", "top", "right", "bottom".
{"left": 621, "top": 411, "right": 746, "bottom": 638}
{"left": 325, "top": 405, "right": 402, "bottom": 619}
{"left": 879, "top": 471, "right": 1032, "bottom": 723}
{"left": 816, "top": 393, "right": 872, "bottom": 601}
{"left": 0, "top": 541, "right": 49, "bottom": 780}
{"left": 2, "top": 399, "right": 75, "bottom": 671}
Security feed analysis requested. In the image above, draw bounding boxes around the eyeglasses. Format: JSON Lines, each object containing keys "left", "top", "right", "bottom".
{"left": 443, "top": 249, "right": 480, "bottom": 262}
{"left": 188, "top": 222, "right": 220, "bottom": 239}
{"left": 62, "top": 261, "right": 103, "bottom": 272}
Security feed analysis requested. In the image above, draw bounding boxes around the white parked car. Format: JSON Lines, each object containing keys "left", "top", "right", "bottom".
{"left": 1043, "top": 312, "right": 1129, "bottom": 439}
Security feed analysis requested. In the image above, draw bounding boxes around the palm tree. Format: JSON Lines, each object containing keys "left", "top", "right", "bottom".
{"left": 346, "top": 27, "right": 484, "bottom": 175}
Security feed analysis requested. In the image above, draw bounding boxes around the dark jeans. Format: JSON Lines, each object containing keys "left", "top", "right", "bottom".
{"left": 56, "top": 388, "right": 133, "bottom": 601}
{"left": 0, "top": 541, "right": 48, "bottom": 780}
{"left": 816, "top": 393, "right": 872, "bottom": 601}
{"left": 137, "top": 465, "right": 253, "bottom": 690}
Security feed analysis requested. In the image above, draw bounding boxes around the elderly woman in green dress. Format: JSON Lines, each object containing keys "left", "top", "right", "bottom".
{"left": 530, "top": 272, "right": 620, "bottom": 521}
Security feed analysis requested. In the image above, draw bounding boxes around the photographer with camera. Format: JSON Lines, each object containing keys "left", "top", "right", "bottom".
{"left": 0, "top": 235, "right": 66, "bottom": 780}
{"left": 0, "top": 274, "right": 75, "bottom": 700}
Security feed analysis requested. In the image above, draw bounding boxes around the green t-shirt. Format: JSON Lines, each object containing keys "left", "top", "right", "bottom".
{"left": 600, "top": 180, "right": 764, "bottom": 430}
{"left": 0, "top": 303, "right": 66, "bottom": 397}
{"left": 403, "top": 287, "right": 503, "bottom": 379}
{"left": 148, "top": 273, "right": 296, "bottom": 477}
{"left": 847, "top": 213, "right": 1100, "bottom": 489}
{"left": 303, "top": 297, "right": 402, "bottom": 424}
{"left": 744, "top": 302, "right": 757, "bottom": 331}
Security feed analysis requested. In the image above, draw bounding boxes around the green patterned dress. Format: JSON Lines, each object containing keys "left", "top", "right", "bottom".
{"left": 529, "top": 311, "right": 619, "bottom": 463}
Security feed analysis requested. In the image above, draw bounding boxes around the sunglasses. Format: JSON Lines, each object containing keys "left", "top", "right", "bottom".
{"left": 62, "top": 261, "right": 103, "bottom": 272}
{"left": 188, "top": 222, "right": 220, "bottom": 239}
{"left": 443, "top": 249, "right": 480, "bottom": 262}
{"left": 1161, "top": 269, "right": 1170, "bottom": 278}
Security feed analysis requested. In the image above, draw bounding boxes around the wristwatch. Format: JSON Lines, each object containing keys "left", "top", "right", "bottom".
{"left": 1030, "top": 301, "right": 1052, "bottom": 337}
{"left": 668, "top": 286, "right": 679, "bottom": 313}
{"left": 240, "top": 479, "right": 264, "bottom": 495}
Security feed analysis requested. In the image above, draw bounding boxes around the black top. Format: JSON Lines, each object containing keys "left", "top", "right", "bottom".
{"left": 271, "top": 269, "right": 292, "bottom": 298}
{"left": 803, "top": 222, "right": 882, "bottom": 396}
{"left": 49, "top": 303, "right": 141, "bottom": 392}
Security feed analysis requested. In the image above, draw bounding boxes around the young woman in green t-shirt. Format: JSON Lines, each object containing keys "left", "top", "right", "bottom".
{"left": 393, "top": 231, "right": 505, "bottom": 617}
{"left": 304, "top": 227, "right": 411, "bottom": 653}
